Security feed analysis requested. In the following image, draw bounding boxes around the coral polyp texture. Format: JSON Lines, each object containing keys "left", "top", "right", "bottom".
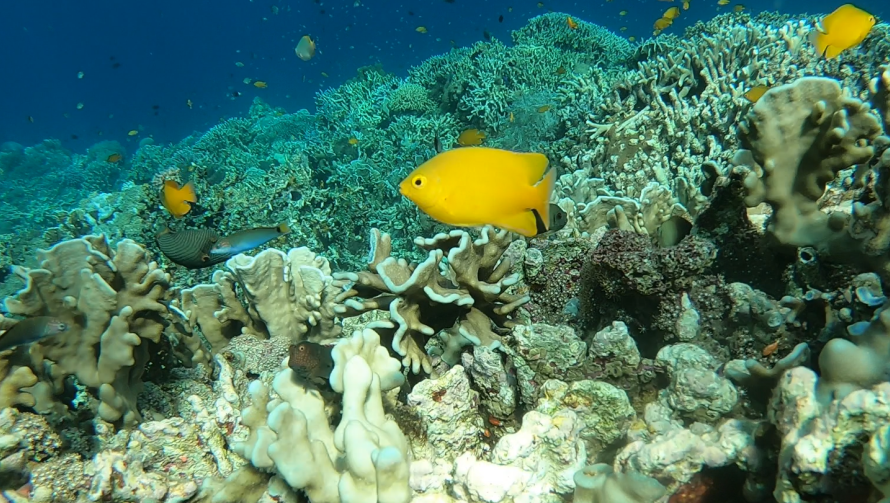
{"left": 4, "top": 9, "right": 890, "bottom": 503}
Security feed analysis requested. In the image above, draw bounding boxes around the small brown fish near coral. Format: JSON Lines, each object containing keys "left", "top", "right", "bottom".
{"left": 0, "top": 316, "right": 68, "bottom": 352}
{"left": 289, "top": 341, "right": 334, "bottom": 385}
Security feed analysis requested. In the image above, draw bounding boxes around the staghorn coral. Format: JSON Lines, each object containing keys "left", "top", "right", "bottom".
{"left": 333, "top": 226, "right": 528, "bottom": 373}
{"left": 1, "top": 235, "right": 193, "bottom": 427}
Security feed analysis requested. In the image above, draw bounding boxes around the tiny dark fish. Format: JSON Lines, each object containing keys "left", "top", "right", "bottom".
{"left": 289, "top": 341, "right": 334, "bottom": 384}
{"left": 444, "top": 0, "right": 455, "bottom": 3}
{"left": 434, "top": 134, "right": 443, "bottom": 153}
{"left": 483, "top": 30, "right": 492, "bottom": 41}
{"left": 71, "top": 134, "right": 78, "bottom": 140}
{"left": 499, "top": 15, "right": 504, "bottom": 22}
{"left": 0, "top": 316, "right": 68, "bottom": 352}
{"left": 209, "top": 223, "right": 290, "bottom": 260}
{"left": 156, "top": 228, "right": 222, "bottom": 269}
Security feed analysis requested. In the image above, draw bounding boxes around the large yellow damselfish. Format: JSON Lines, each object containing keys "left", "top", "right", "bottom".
{"left": 399, "top": 147, "right": 556, "bottom": 237}
{"left": 809, "top": 4, "right": 875, "bottom": 58}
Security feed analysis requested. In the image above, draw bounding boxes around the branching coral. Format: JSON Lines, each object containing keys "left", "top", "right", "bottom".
{"left": 334, "top": 226, "right": 528, "bottom": 373}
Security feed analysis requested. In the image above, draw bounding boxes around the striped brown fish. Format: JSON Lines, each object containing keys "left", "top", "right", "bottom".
{"left": 156, "top": 228, "right": 222, "bottom": 269}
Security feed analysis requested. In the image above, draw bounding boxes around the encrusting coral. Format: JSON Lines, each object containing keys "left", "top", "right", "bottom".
{"left": 333, "top": 226, "right": 528, "bottom": 373}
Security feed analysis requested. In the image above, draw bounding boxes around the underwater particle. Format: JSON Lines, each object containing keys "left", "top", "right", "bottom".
{"left": 457, "top": 128, "right": 486, "bottom": 146}
{"left": 567, "top": 16, "right": 578, "bottom": 29}
{"left": 253, "top": 80, "right": 268, "bottom": 88}
{"left": 208, "top": 223, "right": 291, "bottom": 260}
{"left": 295, "top": 35, "right": 316, "bottom": 61}
{"left": 809, "top": 4, "right": 875, "bottom": 58}
{"left": 399, "top": 147, "right": 556, "bottom": 237}
{"left": 77, "top": 71, "right": 84, "bottom": 79}
{"left": 537, "top": 104, "right": 551, "bottom": 113}
{"left": 416, "top": 26, "right": 428, "bottom": 33}
{"left": 733, "top": 4, "right": 745, "bottom": 11}
{"left": 0, "top": 317, "right": 68, "bottom": 352}
{"left": 743, "top": 85, "right": 770, "bottom": 103}
{"left": 160, "top": 179, "right": 197, "bottom": 218}
{"left": 156, "top": 228, "right": 221, "bottom": 269}
{"left": 76, "top": 102, "right": 84, "bottom": 110}
{"left": 664, "top": 6, "right": 680, "bottom": 18}
{"left": 288, "top": 341, "right": 334, "bottom": 384}
{"left": 106, "top": 153, "right": 122, "bottom": 163}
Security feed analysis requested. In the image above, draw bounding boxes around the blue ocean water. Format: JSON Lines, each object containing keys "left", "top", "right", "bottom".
{"left": 1, "top": 0, "right": 883, "bottom": 151}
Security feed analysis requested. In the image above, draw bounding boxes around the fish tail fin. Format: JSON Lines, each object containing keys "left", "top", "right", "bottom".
{"left": 532, "top": 168, "right": 557, "bottom": 228}
{"left": 277, "top": 222, "right": 291, "bottom": 234}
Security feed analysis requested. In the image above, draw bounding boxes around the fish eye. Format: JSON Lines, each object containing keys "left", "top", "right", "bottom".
{"left": 299, "top": 345, "right": 307, "bottom": 352}
{"left": 201, "top": 254, "right": 209, "bottom": 262}
{"left": 412, "top": 175, "right": 427, "bottom": 188}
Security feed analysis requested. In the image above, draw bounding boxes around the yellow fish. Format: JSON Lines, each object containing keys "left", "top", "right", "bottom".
{"left": 416, "top": 26, "right": 428, "bottom": 33}
{"left": 664, "top": 6, "right": 680, "bottom": 18}
{"left": 654, "top": 17, "right": 673, "bottom": 30}
{"left": 161, "top": 180, "right": 197, "bottom": 218}
{"left": 682, "top": 0, "right": 690, "bottom": 10}
{"left": 629, "top": 36, "right": 636, "bottom": 41}
{"left": 809, "top": 4, "right": 875, "bottom": 58}
{"left": 399, "top": 147, "right": 556, "bottom": 237}
{"left": 718, "top": 0, "right": 729, "bottom": 5}
{"left": 295, "top": 35, "right": 316, "bottom": 61}
{"left": 537, "top": 105, "right": 551, "bottom": 113}
{"left": 348, "top": 137, "right": 359, "bottom": 145}
{"left": 457, "top": 128, "right": 486, "bottom": 146}
{"left": 743, "top": 85, "right": 770, "bottom": 103}
{"left": 733, "top": 4, "right": 745, "bottom": 11}
{"left": 253, "top": 81, "right": 268, "bottom": 88}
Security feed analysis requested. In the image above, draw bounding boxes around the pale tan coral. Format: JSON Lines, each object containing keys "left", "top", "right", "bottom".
{"left": 178, "top": 247, "right": 344, "bottom": 351}
{"left": 2, "top": 235, "right": 179, "bottom": 426}
{"left": 334, "top": 226, "right": 528, "bottom": 373}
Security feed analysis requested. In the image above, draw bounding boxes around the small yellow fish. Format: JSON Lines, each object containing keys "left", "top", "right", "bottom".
{"left": 682, "top": 0, "right": 690, "bottom": 9}
{"left": 620, "top": 26, "right": 628, "bottom": 31}
{"left": 128, "top": 129, "right": 139, "bottom": 136}
{"left": 734, "top": 4, "right": 745, "bottom": 11}
{"left": 106, "top": 153, "right": 123, "bottom": 163}
{"left": 664, "top": 6, "right": 680, "bottom": 19}
{"left": 567, "top": 16, "right": 578, "bottom": 29}
{"left": 295, "top": 35, "right": 316, "bottom": 61}
{"left": 654, "top": 17, "right": 673, "bottom": 30}
{"left": 348, "top": 137, "right": 359, "bottom": 145}
{"left": 161, "top": 180, "right": 197, "bottom": 218}
{"left": 253, "top": 81, "right": 268, "bottom": 88}
{"left": 629, "top": 36, "right": 636, "bottom": 41}
{"left": 399, "top": 147, "right": 556, "bottom": 237}
{"left": 416, "top": 26, "right": 428, "bottom": 33}
{"left": 619, "top": 10, "right": 628, "bottom": 15}
{"left": 809, "top": 4, "right": 875, "bottom": 58}
{"left": 743, "top": 85, "right": 770, "bottom": 103}
{"left": 321, "top": 72, "right": 329, "bottom": 77}
{"left": 509, "top": 112, "right": 515, "bottom": 122}
{"left": 718, "top": 0, "right": 729, "bottom": 5}
{"left": 457, "top": 129, "right": 486, "bottom": 146}
{"left": 537, "top": 105, "right": 551, "bottom": 113}
{"left": 537, "top": 2, "right": 544, "bottom": 7}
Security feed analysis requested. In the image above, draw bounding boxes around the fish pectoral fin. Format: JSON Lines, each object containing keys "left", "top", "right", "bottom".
{"left": 494, "top": 211, "right": 539, "bottom": 238}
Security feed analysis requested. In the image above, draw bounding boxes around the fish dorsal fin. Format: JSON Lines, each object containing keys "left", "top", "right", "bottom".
{"left": 516, "top": 152, "right": 550, "bottom": 185}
